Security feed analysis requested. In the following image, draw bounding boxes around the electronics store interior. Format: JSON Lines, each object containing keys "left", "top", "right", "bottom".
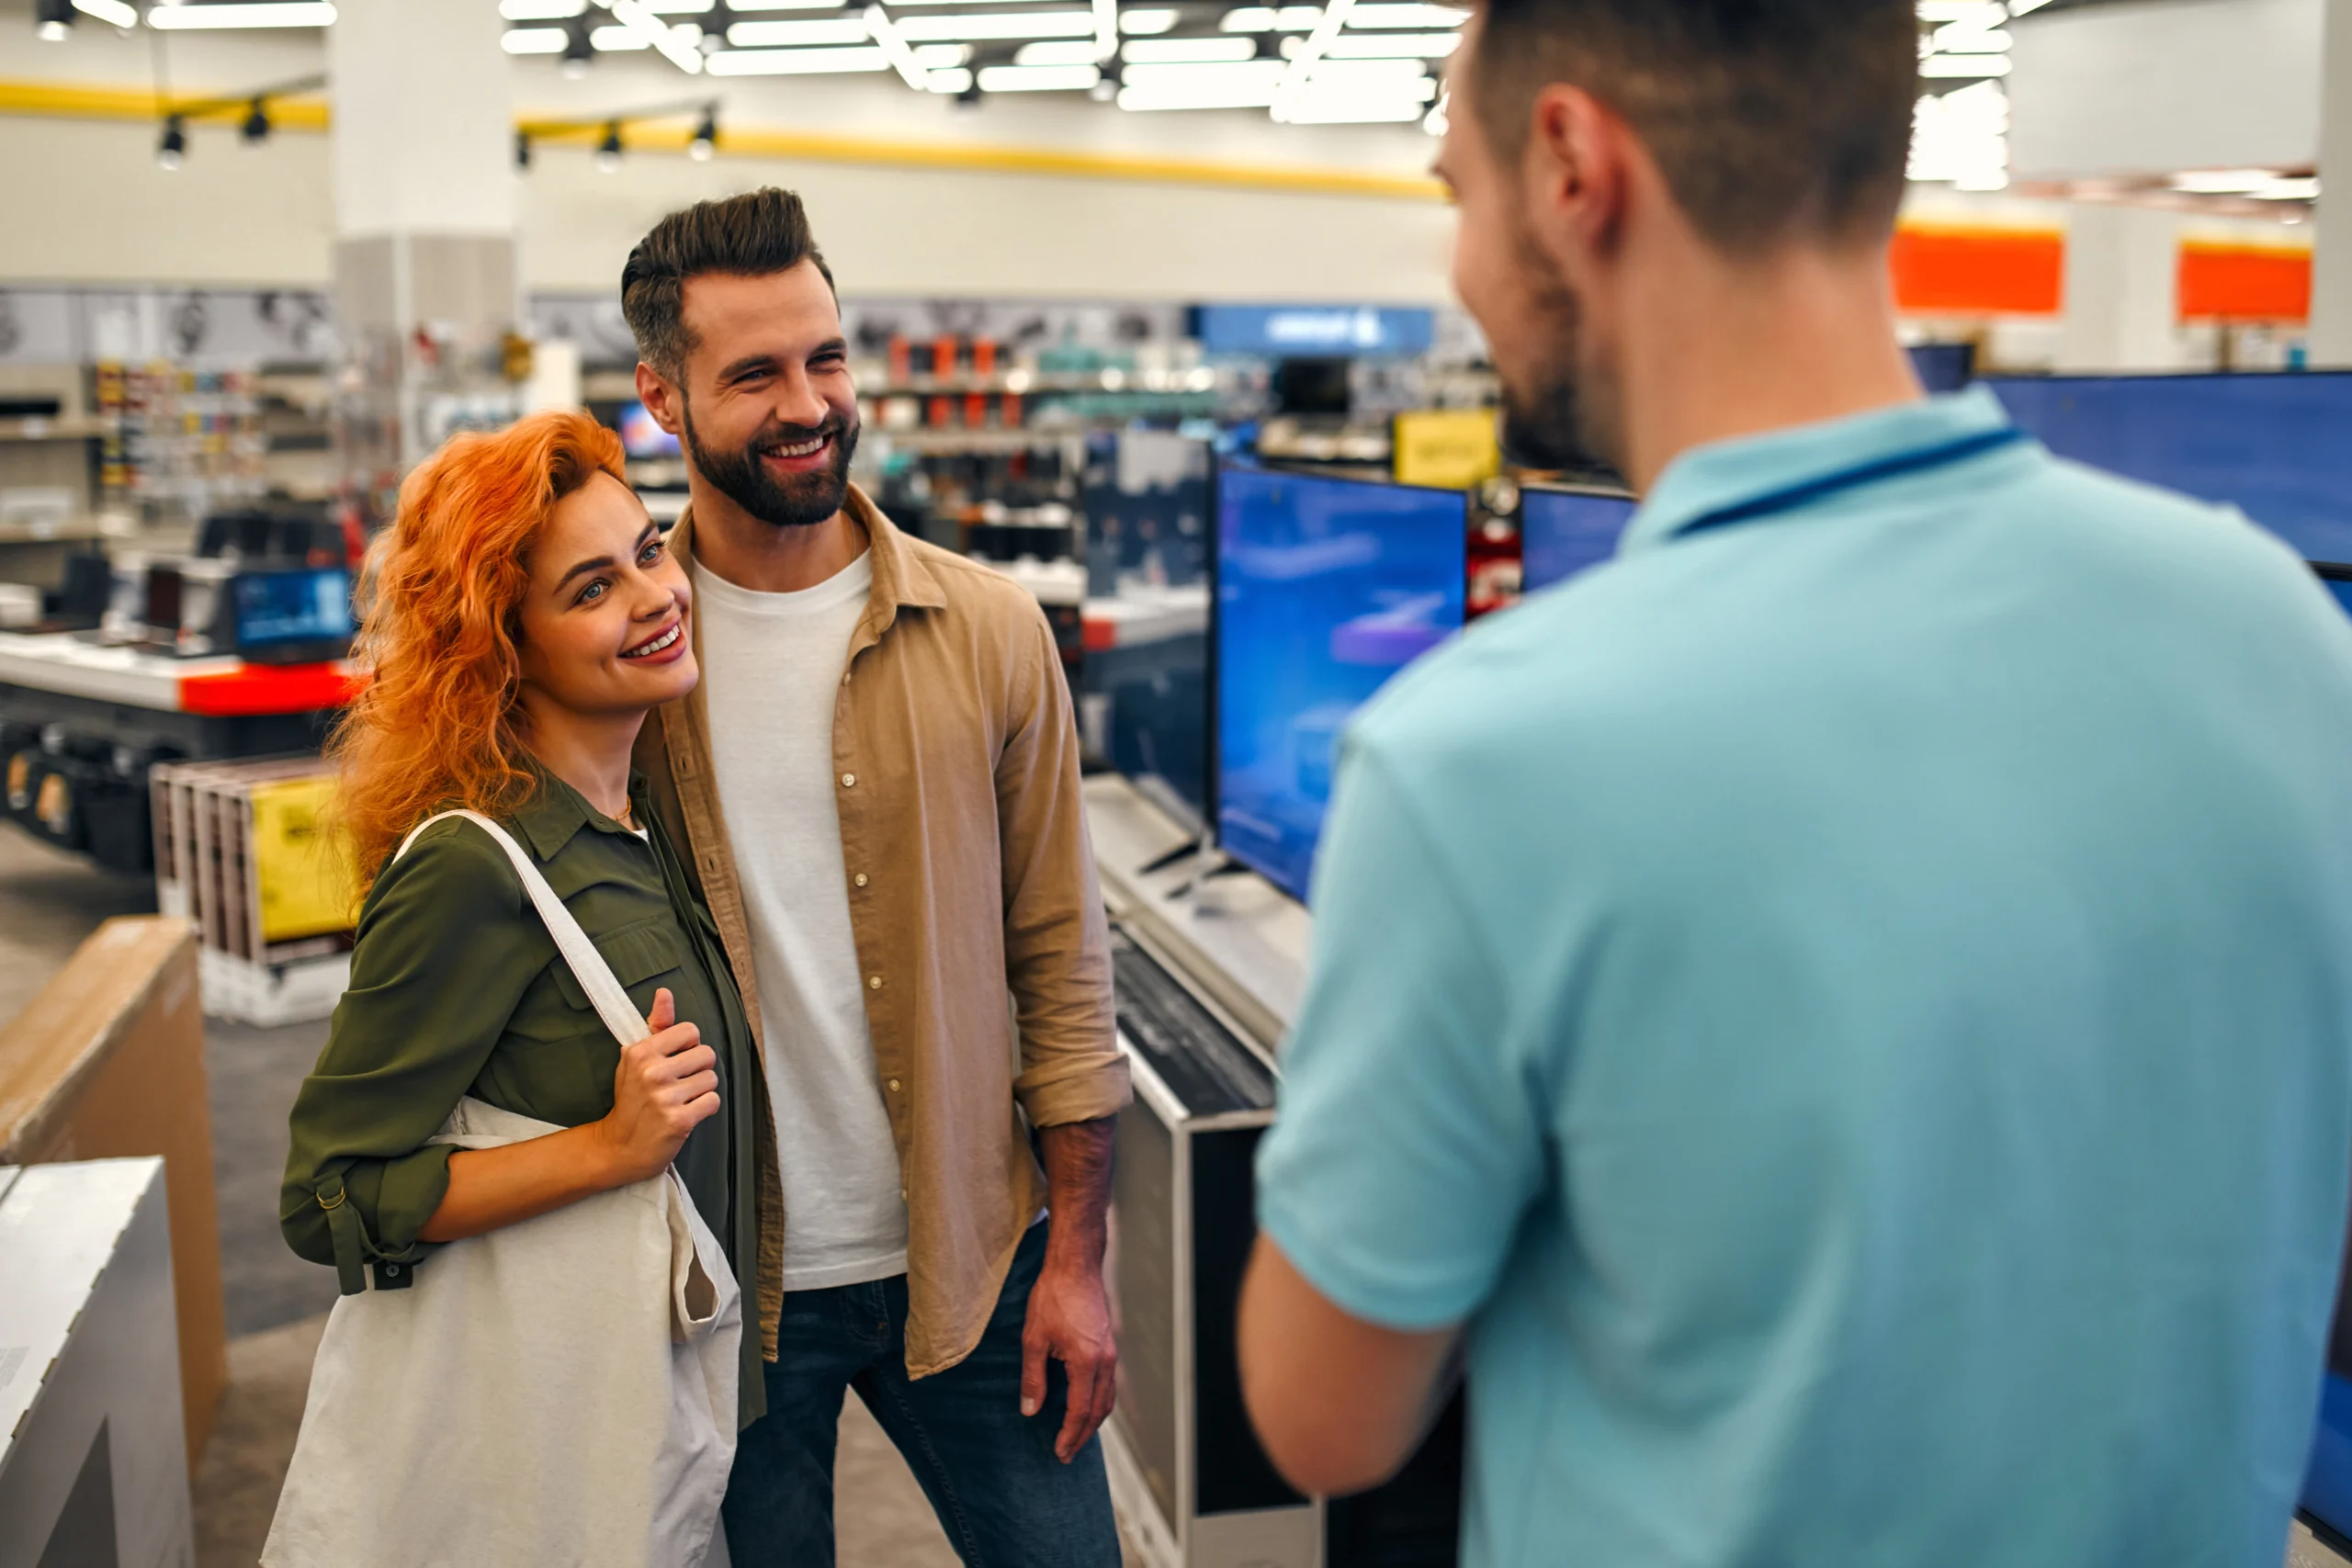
{"left": 6, "top": 0, "right": 2352, "bottom": 1565}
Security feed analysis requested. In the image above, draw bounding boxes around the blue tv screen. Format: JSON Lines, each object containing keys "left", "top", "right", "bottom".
{"left": 1216, "top": 466, "right": 1466, "bottom": 903}
{"left": 232, "top": 568, "right": 354, "bottom": 650}
{"left": 1521, "top": 486, "right": 1640, "bottom": 594}
{"left": 1985, "top": 373, "right": 2352, "bottom": 566}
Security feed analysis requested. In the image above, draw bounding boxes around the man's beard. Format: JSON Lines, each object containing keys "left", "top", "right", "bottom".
{"left": 683, "top": 400, "right": 861, "bottom": 529}
{"left": 1494, "top": 211, "right": 1623, "bottom": 477}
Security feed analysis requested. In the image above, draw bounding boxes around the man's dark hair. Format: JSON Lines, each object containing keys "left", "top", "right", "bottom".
{"left": 620, "top": 187, "right": 837, "bottom": 380}
{"left": 1468, "top": 0, "right": 1918, "bottom": 254}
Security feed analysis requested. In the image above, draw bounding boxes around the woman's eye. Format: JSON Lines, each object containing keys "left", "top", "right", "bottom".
{"left": 639, "top": 540, "right": 664, "bottom": 565}
{"left": 577, "top": 580, "right": 607, "bottom": 604}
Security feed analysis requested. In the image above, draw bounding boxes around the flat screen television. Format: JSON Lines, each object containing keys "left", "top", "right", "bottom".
{"left": 1520, "top": 485, "right": 1640, "bottom": 594}
{"left": 617, "top": 400, "right": 683, "bottom": 461}
{"left": 1214, "top": 465, "right": 1467, "bottom": 904}
{"left": 1985, "top": 373, "right": 2352, "bottom": 567}
{"left": 232, "top": 567, "right": 355, "bottom": 663}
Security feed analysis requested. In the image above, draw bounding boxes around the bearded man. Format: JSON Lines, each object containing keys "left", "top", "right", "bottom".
{"left": 623, "top": 188, "right": 1128, "bottom": 1568}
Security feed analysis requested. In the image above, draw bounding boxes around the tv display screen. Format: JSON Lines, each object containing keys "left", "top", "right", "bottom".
{"left": 1985, "top": 373, "right": 2352, "bottom": 566}
{"left": 617, "top": 400, "right": 682, "bottom": 460}
{"left": 232, "top": 568, "right": 354, "bottom": 651}
{"left": 1215, "top": 466, "right": 1466, "bottom": 903}
{"left": 1521, "top": 486, "right": 1640, "bottom": 594}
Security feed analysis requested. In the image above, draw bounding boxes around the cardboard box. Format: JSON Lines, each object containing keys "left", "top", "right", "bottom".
{"left": 0, "top": 917, "right": 227, "bottom": 1471}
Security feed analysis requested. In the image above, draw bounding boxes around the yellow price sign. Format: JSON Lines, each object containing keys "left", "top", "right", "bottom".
{"left": 250, "top": 777, "right": 360, "bottom": 944}
{"left": 1395, "top": 409, "right": 1501, "bottom": 491}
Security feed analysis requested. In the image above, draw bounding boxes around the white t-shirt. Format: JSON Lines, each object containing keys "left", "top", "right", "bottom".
{"left": 689, "top": 549, "right": 909, "bottom": 1291}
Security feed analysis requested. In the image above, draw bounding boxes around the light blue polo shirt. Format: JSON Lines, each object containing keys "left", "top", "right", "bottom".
{"left": 1256, "top": 389, "right": 2352, "bottom": 1566}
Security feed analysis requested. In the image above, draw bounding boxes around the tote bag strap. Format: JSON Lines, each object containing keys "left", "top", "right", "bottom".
{"left": 396, "top": 809, "right": 650, "bottom": 1048}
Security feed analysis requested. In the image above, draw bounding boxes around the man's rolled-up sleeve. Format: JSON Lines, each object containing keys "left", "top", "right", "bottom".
{"left": 996, "top": 606, "right": 1129, "bottom": 1128}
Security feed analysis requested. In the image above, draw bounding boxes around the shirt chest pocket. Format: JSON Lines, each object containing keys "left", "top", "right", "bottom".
{"left": 506, "top": 917, "right": 690, "bottom": 1052}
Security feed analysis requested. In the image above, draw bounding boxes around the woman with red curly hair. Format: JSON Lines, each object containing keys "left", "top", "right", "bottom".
{"left": 277, "top": 412, "right": 767, "bottom": 1442}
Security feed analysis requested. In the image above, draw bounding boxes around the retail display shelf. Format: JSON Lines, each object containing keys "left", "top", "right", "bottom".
{"left": 0, "top": 415, "right": 114, "bottom": 443}
{"left": 0, "top": 633, "right": 363, "bottom": 716}
{"left": 1083, "top": 585, "right": 1208, "bottom": 651}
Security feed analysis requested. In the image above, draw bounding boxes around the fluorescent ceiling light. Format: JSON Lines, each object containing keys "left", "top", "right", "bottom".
{"left": 706, "top": 43, "right": 890, "bottom": 71}
{"left": 1117, "top": 58, "right": 1285, "bottom": 107}
{"left": 729, "top": 0, "right": 846, "bottom": 8}
{"left": 1016, "top": 38, "right": 1101, "bottom": 63}
{"left": 729, "top": 16, "right": 871, "bottom": 45}
{"left": 978, "top": 62, "right": 1100, "bottom": 89}
{"left": 2007, "top": 0, "right": 2054, "bottom": 13}
{"left": 2252, "top": 176, "right": 2321, "bottom": 201}
{"left": 1123, "top": 35, "right": 1257, "bottom": 62}
{"left": 1914, "top": 0, "right": 2001, "bottom": 20}
{"left": 928, "top": 66, "right": 974, "bottom": 91}
{"left": 1323, "top": 29, "right": 1455, "bottom": 56}
{"left": 1931, "top": 20, "right": 2010, "bottom": 51}
{"left": 1919, "top": 52, "right": 2008, "bottom": 76}
{"left": 864, "top": 5, "right": 933, "bottom": 88}
{"left": 1220, "top": 5, "right": 1322, "bottom": 28}
{"left": 1092, "top": 0, "right": 1116, "bottom": 60}
{"left": 501, "top": 0, "right": 585, "bottom": 14}
{"left": 2170, "top": 168, "right": 2278, "bottom": 193}
{"left": 895, "top": 10, "right": 1094, "bottom": 39}
{"left": 1283, "top": 94, "right": 1424, "bottom": 122}
{"left": 1272, "top": 0, "right": 1354, "bottom": 118}
{"left": 913, "top": 42, "right": 970, "bottom": 64}
{"left": 73, "top": 0, "right": 139, "bottom": 25}
{"left": 609, "top": 0, "right": 707, "bottom": 70}
{"left": 591, "top": 26, "right": 651, "bottom": 47}
{"left": 147, "top": 2, "right": 336, "bottom": 27}
{"left": 503, "top": 26, "right": 568, "bottom": 51}
{"left": 1344, "top": 3, "right": 1464, "bottom": 26}
{"left": 1123, "top": 9, "right": 1180, "bottom": 31}
{"left": 638, "top": 0, "right": 713, "bottom": 11}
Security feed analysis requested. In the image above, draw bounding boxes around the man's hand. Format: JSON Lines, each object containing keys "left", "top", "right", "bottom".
{"left": 1026, "top": 1117, "right": 1119, "bottom": 1462}
{"left": 1023, "top": 1249, "right": 1118, "bottom": 1462}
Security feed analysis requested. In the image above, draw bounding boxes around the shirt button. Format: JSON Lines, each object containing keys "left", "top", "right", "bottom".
{"left": 854, "top": 873, "right": 868, "bottom": 888}
{"left": 841, "top": 773, "right": 856, "bottom": 788}
{"left": 868, "top": 975, "right": 883, "bottom": 990}
{"left": 888, "top": 1078, "right": 901, "bottom": 1092}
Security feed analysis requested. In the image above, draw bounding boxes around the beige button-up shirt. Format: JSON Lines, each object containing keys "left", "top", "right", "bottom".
{"left": 635, "top": 487, "right": 1129, "bottom": 1379}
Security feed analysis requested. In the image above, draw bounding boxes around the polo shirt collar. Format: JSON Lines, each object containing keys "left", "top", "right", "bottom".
{"left": 1624, "top": 387, "right": 2020, "bottom": 557}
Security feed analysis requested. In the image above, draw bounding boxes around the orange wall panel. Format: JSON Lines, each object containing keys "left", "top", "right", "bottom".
{"left": 1891, "top": 225, "right": 2065, "bottom": 317}
{"left": 2177, "top": 244, "right": 2312, "bottom": 322}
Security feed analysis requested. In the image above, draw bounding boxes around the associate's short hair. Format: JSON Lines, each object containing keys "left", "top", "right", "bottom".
{"left": 621, "top": 187, "right": 837, "bottom": 381}
{"left": 1466, "top": 0, "right": 1918, "bottom": 254}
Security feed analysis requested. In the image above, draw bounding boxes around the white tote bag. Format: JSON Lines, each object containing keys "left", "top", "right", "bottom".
{"left": 265, "top": 810, "right": 741, "bottom": 1568}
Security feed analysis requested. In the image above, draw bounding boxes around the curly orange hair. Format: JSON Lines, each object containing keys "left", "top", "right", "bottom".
{"left": 330, "top": 409, "right": 628, "bottom": 890}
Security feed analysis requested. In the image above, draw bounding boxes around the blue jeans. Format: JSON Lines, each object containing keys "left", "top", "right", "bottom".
{"left": 722, "top": 1221, "right": 1121, "bottom": 1567}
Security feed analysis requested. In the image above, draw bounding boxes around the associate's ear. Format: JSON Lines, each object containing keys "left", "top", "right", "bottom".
{"left": 1526, "top": 84, "right": 1630, "bottom": 258}
{"left": 634, "top": 363, "right": 686, "bottom": 437}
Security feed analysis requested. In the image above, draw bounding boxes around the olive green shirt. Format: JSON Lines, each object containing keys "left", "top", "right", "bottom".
{"left": 279, "top": 770, "right": 768, "bottom": 1425}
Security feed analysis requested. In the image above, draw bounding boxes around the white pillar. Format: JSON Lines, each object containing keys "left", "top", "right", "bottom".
{"left": 2057, "top": 203, "right": 2181, "bottom": 373}
{"left": 2314, "top": 0, "right": 2352, "bottom": 366}
{"left": 329, "top": 0, "right": 519, "bottom": 491}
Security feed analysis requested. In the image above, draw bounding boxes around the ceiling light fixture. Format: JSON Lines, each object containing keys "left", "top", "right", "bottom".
{"left": 1091, "top": 55, "right": 1121, "bottom": 98}
{"left": 1218, "top": 5, "right": 1320, "bottom": 28}
{"left": 729, "top": 16, "right": 871, "bottom": 45}
{"left": 591, "top": 25, "right": 650, "bottom": 48}
{"left": 1321, "top": 29, "right": 1456, "bottom": 57}
{"left": 927, "top": 64, "right": 973, "bottom": 90}
{"left": 1091, "top": 0, "right": 1116, "bottom": 61}
{"left": 500, "top": 0, "right": 586, "bottom": 17}
{"left": 864, "top": 5, "right": 933, "bottom": 88}
{"left": 1117, "top": 58, "right": 1286, "bottom": 108}
{"left": 1121, "top": 8, "right": 1179, "bottom": 30}
{"left": 1271, "top": 0, "right": 1356, "bottom": 120}
{"left": 2007, "top": 0, "right": 2054, "bottom": 14}
{"left": 1123, "top": 35, "right": 1256, "bottom": 62}
{"left": 894, "top": 10, "right": 1097, "bottom": 41}
{"left": 146, "top": 3, "right": 339, "bottom": 28}
{"left": 156, "top": 115, "right": 187, "bottom": 170}
{"left": 1422, "top": 85, "right": 1447, "bottom": 135}
{"left": 34, "top": 0, "right": 73, "bottom": 41}
{"left": 73, "top": 0, "right": 139, "bottom": 28}
{"left": 1016, "top": 39, "right": 1101, "bottom": 63}
{"left": 729, "top": 0, "right": 851, "bottom": 7}
{"left": 1919, "top": 52, "right": 2009, "bottom": 76}
{"left": 705, "top": 44, "right": 891, "bottom": 72}
{"left": 1343, "top": 2, "right": 1464, "bottom": 25}
{"left": 912, "top": 42, "right": 970, "bottom": 64}
{"left": 690, "top": 104, "right": 719, "bottom": 158}
{"left": 503, "top": 26, "right": 568, "bottom": 51}
{"left": 608, "top": 0, "right": 707, "bottom": 72}
{"left": 977, "top": 62, "right": 1101, "bottom": 90}
{"left": 596, "top": 121, "right": 625, "bottom": 171}
{"left": 561, "top": 17, "right": 597, "bottom": 73}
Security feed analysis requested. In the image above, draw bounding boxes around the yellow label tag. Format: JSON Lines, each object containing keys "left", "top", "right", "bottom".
{"left": 1394, "top": 409, "right": 1501, "bottom": 491}
{"left": 250, "top": 777, "right": 358, "bottom": 944}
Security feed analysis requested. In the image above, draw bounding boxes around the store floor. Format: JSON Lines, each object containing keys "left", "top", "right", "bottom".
{"left": 0, "top": 825, "right": 965, "bottom": 1568}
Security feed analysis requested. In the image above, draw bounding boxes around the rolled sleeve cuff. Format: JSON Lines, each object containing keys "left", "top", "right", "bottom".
{"left": 1016, "top": 1046, "right": 1132, "bottom": 1128}
{"left": 356, "top": 1144, "right": 458, "bottom": 1260}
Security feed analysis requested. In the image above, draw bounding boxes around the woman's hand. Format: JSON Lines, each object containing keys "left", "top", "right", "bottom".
{"left": 592, "top": 988, "right": 721, "bottom": 1185}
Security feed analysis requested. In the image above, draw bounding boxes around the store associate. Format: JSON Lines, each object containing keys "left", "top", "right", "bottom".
{"left": 1239, "top": 3, "right": 2352, "bottom": 1564}
{"left": 620, "top": 191, "right": 1130, "bottom": 1567}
